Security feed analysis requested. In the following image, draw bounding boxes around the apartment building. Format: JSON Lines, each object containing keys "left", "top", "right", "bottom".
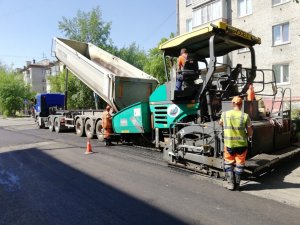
{"left": 177, "top": 0, "right": 300, "bottom": 98}
{"left": 21, "top": 59, "right": 49, "bottom": 93}
{"left": 21, "top": 59, "right": 64, "bottom": 94}
{"left": 231, "top": 0, "right": 300, "bottom": 98}
{"left": 45, "top": 61, "right": 64, "bottom": 93}
{"left": 177, "top": 0, "right": 228, "bottom": 34}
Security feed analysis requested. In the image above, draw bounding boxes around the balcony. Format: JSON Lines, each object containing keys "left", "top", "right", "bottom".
{"left": 192, "top": 0, "right": 211, "bottom": 8}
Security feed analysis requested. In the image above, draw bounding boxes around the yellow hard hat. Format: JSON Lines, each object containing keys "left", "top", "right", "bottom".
{"left": 232, "top": 96, "right": 243, "bottom": 105}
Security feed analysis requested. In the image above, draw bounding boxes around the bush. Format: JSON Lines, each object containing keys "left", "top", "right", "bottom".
{"left": 0, "top": 67, "right": 34, "bottom": 117}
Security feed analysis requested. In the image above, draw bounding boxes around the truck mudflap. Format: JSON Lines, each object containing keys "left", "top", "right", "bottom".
{"left": 245, "top": 144, "right": 300, "bottom": 175}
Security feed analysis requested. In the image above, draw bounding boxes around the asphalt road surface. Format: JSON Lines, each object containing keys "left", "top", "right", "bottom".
{"left": 0, "top": 118, "right": 300, "bottom": 225}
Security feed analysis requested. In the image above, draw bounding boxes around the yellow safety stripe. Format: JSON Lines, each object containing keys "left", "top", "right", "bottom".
{"left": 224, "top": 136, "right": 244, "bottom": 141}
{"left": 223, "top": 126, "right": 245, "bottom": 130}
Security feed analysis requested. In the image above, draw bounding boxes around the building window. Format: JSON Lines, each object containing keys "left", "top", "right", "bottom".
{"left": 51, "top": 66, "right": 60, "bottom": 76}
{"left": 212, "top": 1, "right": 221, "bottom": 20}
{"left": 272, "top": 23, "right": 289, "bottom": 46}
{"left": 186, "top": 19, "right": 192, "bottom": 32}
{"left": 238, "top": 0, "right": 252, "bottom": 17}
{"left": 193, "top": 7, "right": 202, "bottom": 27}
{"left": 202, "top": 5, "right": 208, "bottom": 24}
{"left": 272, "top": 64, "right": 289, "bottom": 84}
{"left": 193, "top": 0, "right": 221, "bottom": 27}
{"left": 186, "top": 0, "right": 192, "bottom": 6}
{"left": 272, "top": 0, "right": 290, "bottom": 6}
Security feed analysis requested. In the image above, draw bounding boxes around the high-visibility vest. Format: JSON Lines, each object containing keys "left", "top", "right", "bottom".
{"left": 222, "top": 110, "right": 249, "bottom": 148}
{"left": 247, "top": 84, "right": 255, "bottom": 101}
{"left": 102, "top": 111, "right": 112, "bottom": 129}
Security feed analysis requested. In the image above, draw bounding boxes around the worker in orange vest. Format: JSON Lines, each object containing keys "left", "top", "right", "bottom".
{"left": 247, "top": 83, "right": 255, "bottom": 118}
{"left": 247, "top": 83, "right": 255, "bottom": 101}
{"left": 102, "top": 105, "right": 113, "bottom": 146}
{"left": 176, "top": 48, "right": 188, "bottom": 91}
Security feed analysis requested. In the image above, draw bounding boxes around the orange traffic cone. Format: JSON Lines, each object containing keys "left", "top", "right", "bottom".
{"left": 85, "top": 138, "right": 94, "bottom": 154}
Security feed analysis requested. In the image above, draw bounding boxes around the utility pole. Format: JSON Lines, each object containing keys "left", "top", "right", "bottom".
{"left": 176, "top": 0, "right": 180, "bottom": 36}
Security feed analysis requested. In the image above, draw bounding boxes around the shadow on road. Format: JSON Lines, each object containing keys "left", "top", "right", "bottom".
{"left": 243, "top": 157, "right": 300, "bottom": 191}
{"left": 0, "top": 148, "right": 187, "bottom": 225}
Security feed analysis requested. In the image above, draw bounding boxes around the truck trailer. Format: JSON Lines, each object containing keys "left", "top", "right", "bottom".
{"left": 37, "top": 37, "right": 158, "bottom": 140}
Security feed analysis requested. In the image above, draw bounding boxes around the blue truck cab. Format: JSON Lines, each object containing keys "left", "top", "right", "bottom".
{"left": 35, "top": 93, "right": 65, "bottom": 128}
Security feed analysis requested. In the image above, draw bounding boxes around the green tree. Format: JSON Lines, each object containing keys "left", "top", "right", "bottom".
{"left": 48, "top": 70, "right": 96, "bottom": 109}
{"left": 116, "top": 43, "right": 147, "bottom": 70}
{"left": 56, "top": 6, "right": 174, "bottom": 108}
{"left": 58, "top": 6, "right": 113, "bottom": 50}
{"left": 143, "top": 34, "right": 175, "bottom": 83}
{"left": 57, "top": 6, "right": 114, "bottom": 109}
{"left": 0, "top": 67, "right": 33, "bottom": 117}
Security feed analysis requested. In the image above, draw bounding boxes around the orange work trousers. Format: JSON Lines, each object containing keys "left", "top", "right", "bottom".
{"left": 224, "top": 146, "right": 247, "bottom": 175}
{"left": 103, "top": 128, "right": 112, "bottom": 139}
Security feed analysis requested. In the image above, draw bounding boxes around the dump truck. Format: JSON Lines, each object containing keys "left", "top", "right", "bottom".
{"left": 38, "top": 37, "right": 158, "bottom": 139}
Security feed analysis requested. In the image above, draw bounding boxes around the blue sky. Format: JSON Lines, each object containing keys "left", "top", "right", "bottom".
{"left": 0, "top": 0, "right": 176, "bottom": 68}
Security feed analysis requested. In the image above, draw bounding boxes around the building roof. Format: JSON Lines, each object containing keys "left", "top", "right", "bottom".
{"left": 20, "top": 60, "right": 55, "bottom": 72}
{"left": 159, "top": 21, "right": 261, "bottom": 58}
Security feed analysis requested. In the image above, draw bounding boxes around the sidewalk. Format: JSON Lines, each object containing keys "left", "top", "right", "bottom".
{"left": 242, "top": 155, "right": 300, "bottom": 208}
{"left": 0, "top": 117, "right": 35, "bottom": 127}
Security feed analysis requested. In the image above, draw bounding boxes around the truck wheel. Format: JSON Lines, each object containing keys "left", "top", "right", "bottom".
{"left": 48, "top": 118, "right": 54, "bottom": 132}
{"left": 37, "top": 122, "right": 43, "bottom": 129}
{"left": 54, "top": 118, "right": 61, "bottom": 133}
{"left": 85, "top": 119, "right": 94, "bottom": 139}
{"left": 36, "top": 117, "right": 44, "bottom": 129}
{"left": 75, "top": 119, "right": 85, "bottom": 137}
{"left": 96, "top": 120, "right": 104, "bottom": 142}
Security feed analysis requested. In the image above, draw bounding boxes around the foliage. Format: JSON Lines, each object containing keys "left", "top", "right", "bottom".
{"left": 115, "top": 43, "right": 147, "bottom": 70}
{"left": 291, "top": 102, "right": 300, "bottom": 119}
{"left": 58, "top": 6, "right": 148, "bottom": 76}
{"left": 56, "top": 6, "right": 175, "bottom": 107}
{"left": 143, "top": 33, "right": 175, "bottom": 83}
{"left": 0, "top": 67, "right": 33, "bottom": 117}
{"left": 58, "top": 6, "right": 113, "bottom": 50}
{"left": 48, "top": 70, "right": 96, "bottom": 109}
{"left": 57, "top": 7, "right": 115, "bottom": 108}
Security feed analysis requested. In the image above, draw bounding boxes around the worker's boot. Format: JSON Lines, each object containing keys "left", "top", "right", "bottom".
{"left": 105, "top": 139, "right": 109, "bottom": 146}
{"left": 107, "top": 137, "right": 114, "bottom": 146}
{"left": 235, "top": 174, "right": 241, "bottom": 191}
{"left": 226, "top": 172, "right": 235, "bottom": 191}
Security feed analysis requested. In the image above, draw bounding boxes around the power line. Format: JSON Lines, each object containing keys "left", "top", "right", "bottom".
{"left": 0, "top": 54, "right": 45, "bottom": 59}
{"left": 142, "top": 9, "right": 176, "bottom": 44}
{"left": 0, "top": 54, "right": 55, "bottom": 68}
